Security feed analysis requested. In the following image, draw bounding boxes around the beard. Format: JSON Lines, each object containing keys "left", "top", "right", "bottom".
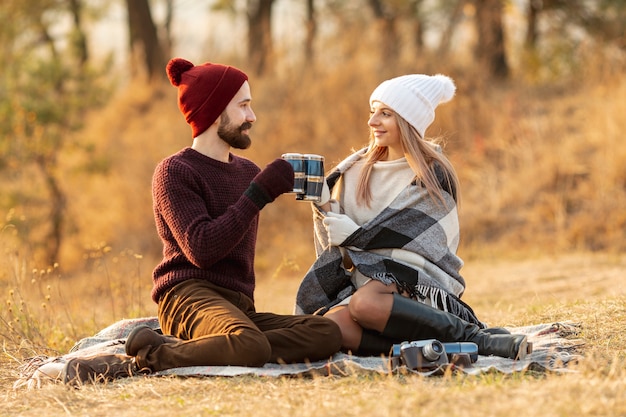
{"left": 217, "top": 112, "right": 252, "bottom": 150}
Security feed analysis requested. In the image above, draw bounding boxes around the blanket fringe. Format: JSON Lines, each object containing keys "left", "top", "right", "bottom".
{"left": 413, "top": 284, "right": 482, "bottom": 326}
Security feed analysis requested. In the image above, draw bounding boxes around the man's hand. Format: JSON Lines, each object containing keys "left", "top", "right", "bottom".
{"left": 245, "top": 158, "right": 294, "bottom": 209}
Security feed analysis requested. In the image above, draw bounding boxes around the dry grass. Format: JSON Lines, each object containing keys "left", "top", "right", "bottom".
{"left": 2, "top": 253, "right": 626, "bottom": 416}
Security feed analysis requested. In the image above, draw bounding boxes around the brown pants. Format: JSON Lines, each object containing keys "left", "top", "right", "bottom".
{"left": 137, "top": 279, "right": 342, "bottom": 372}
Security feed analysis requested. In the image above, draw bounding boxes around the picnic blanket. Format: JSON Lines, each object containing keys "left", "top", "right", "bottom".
{"left": 14, "top": 317, "right": 583, "bottom": 390}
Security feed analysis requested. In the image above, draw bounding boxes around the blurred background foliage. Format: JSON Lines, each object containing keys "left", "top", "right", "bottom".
{"left": 0, "top": 0, "right": 625, "bottom": 284}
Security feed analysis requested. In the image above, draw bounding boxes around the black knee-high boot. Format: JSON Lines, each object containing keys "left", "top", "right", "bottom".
{"left": 356, "top": 329, "right": 397, "bottom": 356}
{"left": 381, "top": 293, "right": 531, "bottom": 360}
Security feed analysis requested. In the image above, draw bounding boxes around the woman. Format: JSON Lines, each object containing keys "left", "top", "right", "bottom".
{"left": 295, "top": 74, "right": 530, "bottom": 360}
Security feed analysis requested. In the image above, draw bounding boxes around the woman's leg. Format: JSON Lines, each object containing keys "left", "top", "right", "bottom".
{"left": 347, "top": 280, "right": 397, "bottom": 331}
{"left": 380, "top": 293, "right": 530, "bottom": 360}
{"left": 324, "top": 281, "right": 399, "bottom": 355}
{"left": 324, "top": 305, "right": 363, "bottom": 352}
{"left": 337, "top": 281, "right": 530, "bottom": 360}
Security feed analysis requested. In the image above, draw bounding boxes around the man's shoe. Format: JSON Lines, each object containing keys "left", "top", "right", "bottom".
{"left": 125, "top": 325, "right": 178, "bottom": 357}
{"left": 61, "top": 354, "right": 145, "bottom": 386}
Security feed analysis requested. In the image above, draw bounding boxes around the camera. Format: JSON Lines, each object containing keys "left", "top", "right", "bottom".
{"left": 389, "top": 340, "right": 478, "bottom": 371}
{"left": 397, "top": 339, "right": 449, "bottom": 371}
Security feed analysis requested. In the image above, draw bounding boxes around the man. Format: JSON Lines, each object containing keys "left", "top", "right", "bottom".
{"left": 62, "top": 58, "right": 342, "bottom": 385}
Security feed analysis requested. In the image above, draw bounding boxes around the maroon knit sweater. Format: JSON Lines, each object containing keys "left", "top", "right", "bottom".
{"left": 150, "top": 147, "right": 262, "bottom": 303}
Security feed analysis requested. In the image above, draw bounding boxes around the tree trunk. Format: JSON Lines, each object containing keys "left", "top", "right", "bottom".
{"left": 305, "top": 0, "right": 316, "bottom": 66}
{"left": 410, "top": 0, "right": 425, "bottom": 52}
{"left": 68, "top": 0, "right": 89, "bottom": 65}
{"left": 247, "top": 0, "right": 275, "bottom": 76}
{"left": 474, "top": 0, "right": 509, "bottom": 80}
{"left": 368, "top": 0, "right": 399, "bottom": 69}
{"left": 161, "top": 0, "right": 174, "bottom": 59}
{"left": 35, "top": 156, "right": 66, "bottom": 266}
{"left": 126, "top": 0, "right": 166, "bottom": 81}
{"left": 34, "top": 12, "right": 66, "bottom": 266}
{"left": 438, "top": 0, "right": 465, "bottom": 57}
{"left": 525, "top": 0, "right": 540, "bottom": 49}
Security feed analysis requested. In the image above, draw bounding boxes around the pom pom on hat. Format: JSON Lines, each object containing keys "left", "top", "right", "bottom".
{"left": 166, "top": 57, "right": 248, "bottom": 137}
{"left": 166, "top": 58, "right": 194, "bottom": 86}
{"left": 369, "top": 74, "right": 456, "bottom": 138}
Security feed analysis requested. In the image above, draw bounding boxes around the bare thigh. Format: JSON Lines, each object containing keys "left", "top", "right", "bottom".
{"left": 324, "top": 280, "right": 400, "bottom": 350}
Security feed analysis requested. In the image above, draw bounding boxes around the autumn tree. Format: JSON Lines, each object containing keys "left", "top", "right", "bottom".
{"left": 305, "top": 0, "right": 317, "bottom": 65}
{"left": 368, "top": 0, "right": 400, "bottom": 66}
{"left": 0, "top": 0, "right": 112, "bottom": 265}
{"left": 522, "top": 0, "right": 626, "bottom": 79}
{"left": 248, "top": 0, "right": 275, "bottom": 76}
{"left": 126, "top": 0, "right": 168, "bottom": 81}
{"left": 473, "top": 0, "right": 509, "bottom": 80}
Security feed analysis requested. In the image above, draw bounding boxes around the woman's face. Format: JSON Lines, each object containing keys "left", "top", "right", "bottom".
{"left": 368, "top": 101, "right": 403, "bottom": 159}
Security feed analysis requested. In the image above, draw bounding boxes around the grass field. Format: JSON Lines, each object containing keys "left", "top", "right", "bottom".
{"left": 2, "top": 252, "right": 625, "bottom": 417}
{"left": 2, "top": 29, "right": 625, "bottom": 417}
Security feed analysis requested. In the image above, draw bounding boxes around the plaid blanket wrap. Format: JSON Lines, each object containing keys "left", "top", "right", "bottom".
{"left": 295, "top": 149, "right": 483, "bottom": 326}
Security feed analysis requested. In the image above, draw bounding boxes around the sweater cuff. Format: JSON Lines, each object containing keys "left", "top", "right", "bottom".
{"left": 244, "top": 182, "right": 272, "bottom": 209}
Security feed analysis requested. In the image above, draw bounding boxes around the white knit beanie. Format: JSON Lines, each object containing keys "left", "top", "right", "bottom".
{"left": 369, "top": 74, "right": 456, "bottom": 138}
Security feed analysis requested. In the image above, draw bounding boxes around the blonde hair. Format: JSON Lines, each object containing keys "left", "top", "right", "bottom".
{"left": 356, "top": 113, "right": 459, "bottom": 207}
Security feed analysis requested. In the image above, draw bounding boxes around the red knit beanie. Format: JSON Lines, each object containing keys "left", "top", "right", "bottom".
{"left": 166, "top": 58, "right": 249, "bottom": 137}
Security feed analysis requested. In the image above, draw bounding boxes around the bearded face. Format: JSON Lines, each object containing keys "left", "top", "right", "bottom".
{"left": 217, "top": 111, "right": 252, "bottom": 150}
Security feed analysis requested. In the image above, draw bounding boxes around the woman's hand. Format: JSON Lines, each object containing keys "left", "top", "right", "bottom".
{"left": 323, "top": 212, "right": 360, "bottom": 246}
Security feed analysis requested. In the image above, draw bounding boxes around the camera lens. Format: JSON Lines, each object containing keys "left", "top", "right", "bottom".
{"left": 421, "top": 340, "right": 444, "bottom": 361}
